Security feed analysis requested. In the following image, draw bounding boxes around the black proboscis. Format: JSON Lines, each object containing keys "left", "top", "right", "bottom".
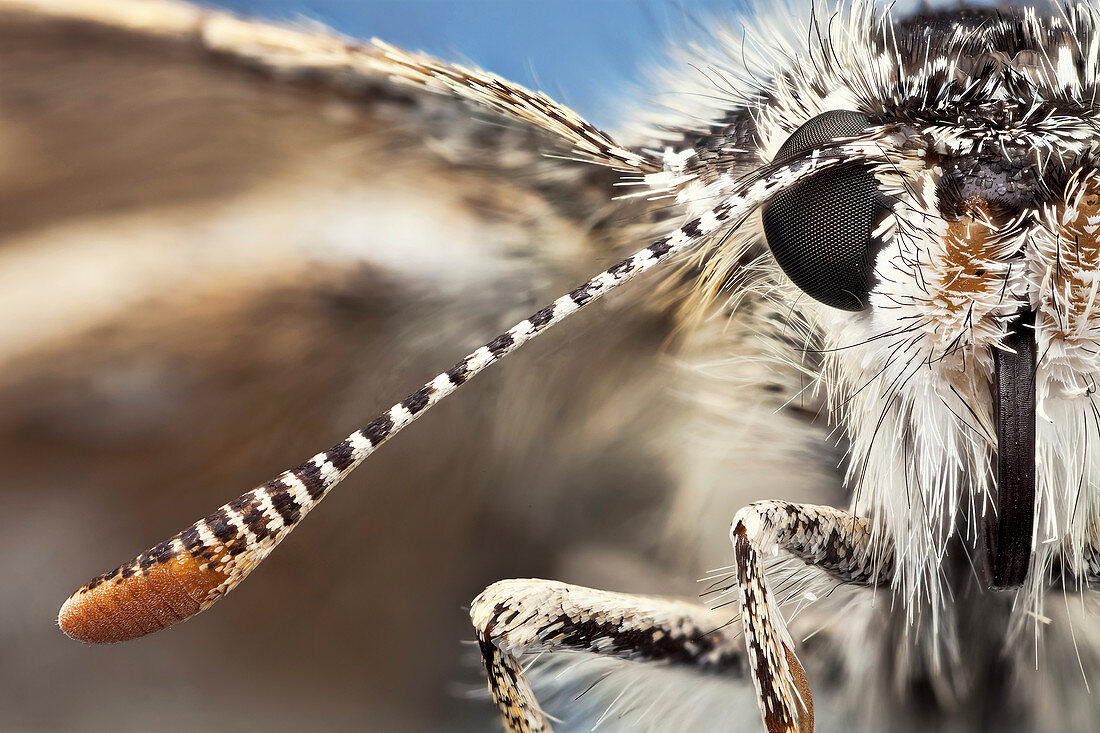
{"left": 982, "top": 311, "right": 1037, "bottom": 590}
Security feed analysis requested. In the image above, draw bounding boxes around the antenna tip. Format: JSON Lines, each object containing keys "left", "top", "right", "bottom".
{"left": 58, "top": 546, "right": 223, "bottom": 643}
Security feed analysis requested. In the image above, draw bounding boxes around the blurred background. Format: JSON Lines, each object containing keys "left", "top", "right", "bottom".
{"left": 0, "top": 1, "right": 744, "bottom": 732}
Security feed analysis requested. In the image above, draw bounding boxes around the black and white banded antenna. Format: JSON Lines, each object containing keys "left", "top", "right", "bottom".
{"left": 57, "top": 143, "right": 887, "bottom": 644}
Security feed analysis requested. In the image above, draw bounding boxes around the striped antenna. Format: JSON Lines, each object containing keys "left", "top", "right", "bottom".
{"left": 57, "top": 145, "right": 880, "bottom": 643}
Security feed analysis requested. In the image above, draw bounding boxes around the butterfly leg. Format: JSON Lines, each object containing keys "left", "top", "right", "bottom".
{"left": 732, "top": 501, "right": 893, "bottom": 733}
{"left": 471, "top": 579, "right": 745, "bottom": 732}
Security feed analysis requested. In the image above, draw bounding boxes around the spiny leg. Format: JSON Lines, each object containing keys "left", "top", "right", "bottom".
{"left": 470, "top": 579, "right": 745, "bottom": 733}
{"left": 732, "top": 501, "right": 894, "bottom": 733}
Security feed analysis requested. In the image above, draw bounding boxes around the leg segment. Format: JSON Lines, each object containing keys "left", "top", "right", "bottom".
{"left": 471, "top": 579, "right": 745, "bottom": 733}
{"left": 732, "top": 501, "right": 893, "bottom": 733}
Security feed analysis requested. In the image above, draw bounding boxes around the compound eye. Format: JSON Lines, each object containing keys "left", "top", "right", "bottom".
{"left": 761, "top": 110, "right": 886, "bottom": 311}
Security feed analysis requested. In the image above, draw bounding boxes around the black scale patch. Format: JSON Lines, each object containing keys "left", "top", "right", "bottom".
{"left": 267, "top": 484, "right": 302, "bottom": 526}
{"left": 445, "top": 363, "right": 471, "bottom": 385}
{"left": 569, "top": 283, "right": 596, "bottom": 306}
{"left": 295, "top": 461, "right": 327, "bottom": 500}
{"left": 241, "top": 504, "right": 272, "bottom": 542}
{"left": 551, "top": 613, "right": 743, "bottom": 672}
{"left": 362, "top": 415, "right": 394, "bottom": 446}
{"left": 179, "top": 526, "right": 203, "bottom": 553}
{"left": 204, "top": 509, "right": 237, "bottom": 542}
{"left": 942, "top": 141, "right": 1040, "bottom": 209}
{"left": 681, "top": 217, "right": 703, "bottom": 238}
{"left": 527, "top": 305, "right": 556, "bottom": 328}
{"left": 648, "top": 237, "right": 672, "bottom": 258}
{"left": 402, "top": 386, "right": 434, "bottom": 415}
{"left": 327, "top": 440, "right": 356, "bottom": 472}
{"left": 486, "top": 333, "right": 514, "bottom": 354}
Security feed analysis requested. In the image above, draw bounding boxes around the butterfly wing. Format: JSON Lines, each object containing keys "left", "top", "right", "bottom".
{"left": 0, "top": 3, "right": 682, "bottom": 730}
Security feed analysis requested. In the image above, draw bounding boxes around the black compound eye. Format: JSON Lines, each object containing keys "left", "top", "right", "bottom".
{"left": 761, "top": 110, "right": 887, "bottom": 311}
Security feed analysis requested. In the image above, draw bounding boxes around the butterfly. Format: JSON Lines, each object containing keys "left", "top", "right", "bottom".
{"left": 9, "top": 1, "right": 1100, "bottom": 731}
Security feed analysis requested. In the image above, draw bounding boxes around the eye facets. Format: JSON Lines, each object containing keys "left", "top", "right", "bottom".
{"left": 761, "top": 110, "right": 885, "bottom": 311}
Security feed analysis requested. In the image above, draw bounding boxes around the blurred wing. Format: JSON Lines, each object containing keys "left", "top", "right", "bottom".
{"left": 0, "top": 2, "right": 676, "bottom": 731}
{"left": 0, "top": 2, "right": 850, "bottom": 731}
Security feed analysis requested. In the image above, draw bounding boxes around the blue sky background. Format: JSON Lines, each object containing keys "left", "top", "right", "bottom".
{"left": 200, "top": 1, "right": 739, "bottom": 128}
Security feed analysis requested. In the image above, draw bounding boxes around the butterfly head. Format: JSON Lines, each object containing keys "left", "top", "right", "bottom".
{"left": 685, "top": 3, "right": 1100, "bottom": 610}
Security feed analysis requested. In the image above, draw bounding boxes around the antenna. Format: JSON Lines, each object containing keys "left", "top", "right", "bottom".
{"left": 57, "top": 144, "right": 881, "bottom": 643}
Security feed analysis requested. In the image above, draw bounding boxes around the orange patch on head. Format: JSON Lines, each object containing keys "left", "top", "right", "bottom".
{"left": 937, "top": 197, "right": 1004, "bottom": 297}
{"left": 1047, "top": 180, "right": 1100, "bottom": 335}
{"left": 1059, "top": 186, "right": 1100, "bottom": 270}
{"left": 58, "top": 552, "right": 224, "bottom": 643}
